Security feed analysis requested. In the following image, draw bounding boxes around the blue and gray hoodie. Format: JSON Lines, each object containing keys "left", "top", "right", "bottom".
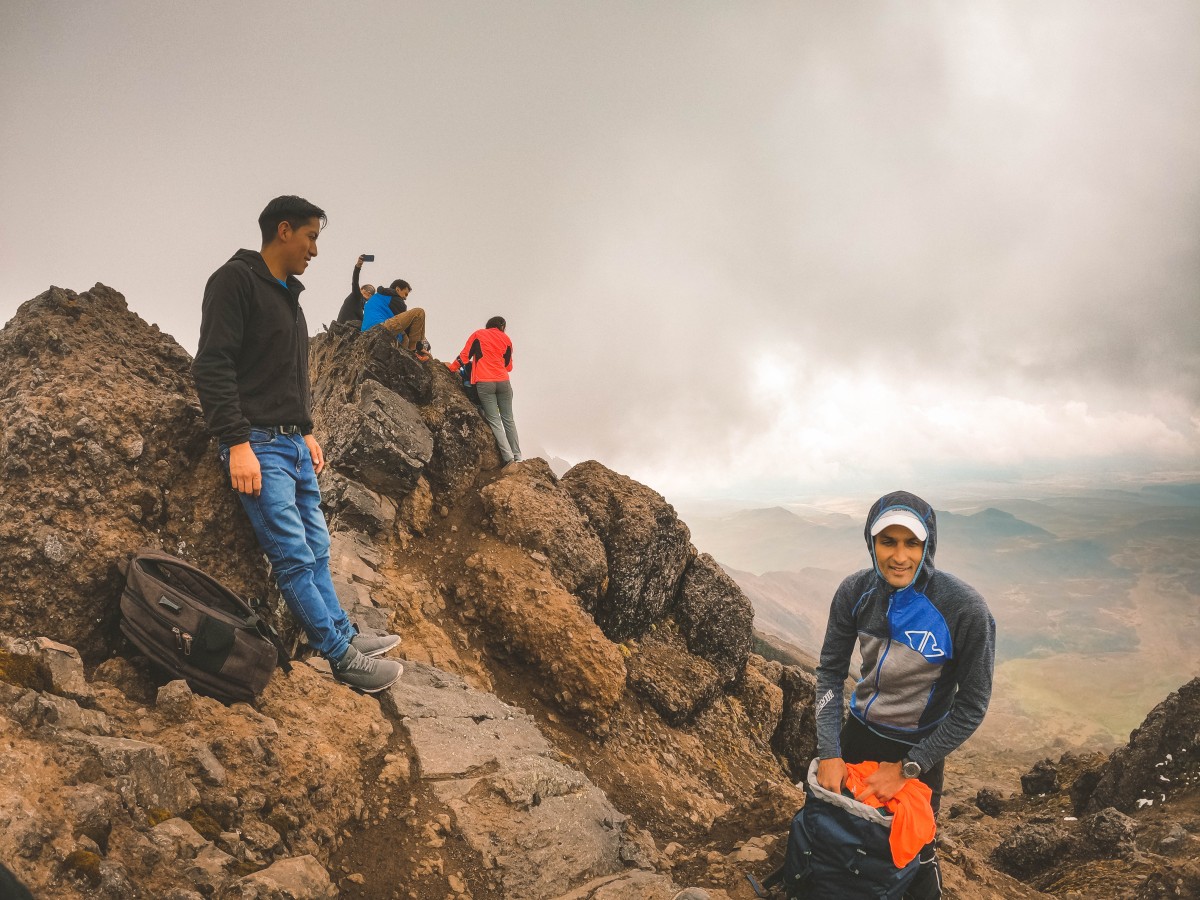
{"left": 814, "top": 491, "right": 996, "bottom": 773}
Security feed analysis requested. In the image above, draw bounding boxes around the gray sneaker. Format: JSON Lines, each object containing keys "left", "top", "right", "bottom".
{"left": 350, "top": 631, "right": 401, "bottom": 658}
{"left": 332, "top": 645, "right": 402, "bottom": 693}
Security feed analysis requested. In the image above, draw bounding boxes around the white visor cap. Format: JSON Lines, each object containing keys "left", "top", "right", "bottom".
{"left": 869, "top": 509, "right": 928, "bottom": 542}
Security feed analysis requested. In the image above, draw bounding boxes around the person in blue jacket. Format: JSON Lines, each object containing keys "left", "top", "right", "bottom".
{"left": 361, "top": 278, "right": 426, "bottom": 352}
{"left": 814, "top": 490, "right": 995, "bottom": 899}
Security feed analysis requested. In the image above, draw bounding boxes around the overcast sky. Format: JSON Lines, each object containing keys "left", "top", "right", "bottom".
{"left": 3, "top": 2, "right": 1198, "bottom": 504}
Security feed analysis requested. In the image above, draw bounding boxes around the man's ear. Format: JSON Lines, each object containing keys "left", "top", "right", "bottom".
{"left": 276, "top": 220, "right": 292, "bottom": 243}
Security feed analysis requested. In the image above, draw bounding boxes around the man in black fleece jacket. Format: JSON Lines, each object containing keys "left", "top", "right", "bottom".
{"left": 192, "top": 196, "right": 402, "bottom": 694}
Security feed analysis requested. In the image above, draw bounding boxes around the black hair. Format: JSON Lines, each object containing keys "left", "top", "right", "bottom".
{"left": 389, "top": 279, "right": 411, "bottom": 292}
{"left": 258, "top": 195, "right": 327, "bottom": 245}
{"left": 486, "top": 316, "right": 506, "bottom": 330}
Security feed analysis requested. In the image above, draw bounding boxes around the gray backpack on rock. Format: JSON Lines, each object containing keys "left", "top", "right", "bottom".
{"left": 118, "top": 549, "right": 291, "bottom": 704}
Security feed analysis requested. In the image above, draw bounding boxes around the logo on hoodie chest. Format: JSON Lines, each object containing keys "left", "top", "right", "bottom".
{"left": 903, "top": 630, "right": 946, "bottom": 660}
{"left": 889, "top": 588, "right": 953, "bottom": 664}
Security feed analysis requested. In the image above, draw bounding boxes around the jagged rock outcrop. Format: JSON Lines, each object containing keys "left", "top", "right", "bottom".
{"left": 309, "top": 322, "right": 497, "bottom": 506}
{"left": 0, "top": 285, "right": 269, "bottom": 663}
{"left": 1073, "top": 676, "right": 1200, "bottom": 814}
{"left": 944, "top": 678, "right": 1200, "bottom": 900}
{"left": 561, "top": 461, "right": 693, "bottom": 640}
{"left": 736, "top": 657, "right": 785, "bottom": 748}
{"left": 320, "top": 379, "right": 434, "bottom": 497}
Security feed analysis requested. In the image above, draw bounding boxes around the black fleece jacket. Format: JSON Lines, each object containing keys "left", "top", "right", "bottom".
{"left": 192, "top": 249, "right": 313, "bottom": 447}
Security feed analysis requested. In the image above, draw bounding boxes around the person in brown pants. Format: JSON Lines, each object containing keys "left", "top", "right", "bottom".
{"left": 360, "top": 278, "right": 426, "bottom": 351}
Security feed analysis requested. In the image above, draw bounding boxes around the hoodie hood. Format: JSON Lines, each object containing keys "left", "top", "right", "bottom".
{"left": 231, "top": 248, "right": 305, "bottom": 295}
{"left": 864, "top": 490, "right": 937, "bottom": 590}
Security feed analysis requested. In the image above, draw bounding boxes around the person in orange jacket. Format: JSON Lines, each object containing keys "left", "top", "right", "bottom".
{"left": 448, "top": 316, "right": 523, "bottom": 465}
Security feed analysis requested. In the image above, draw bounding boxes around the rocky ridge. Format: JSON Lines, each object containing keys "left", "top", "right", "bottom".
{"left": 0, "top": 284, "right": 1195, "bottom": 899}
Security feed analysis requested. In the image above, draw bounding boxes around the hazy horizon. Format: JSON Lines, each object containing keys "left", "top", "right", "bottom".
{"left": 4, "top": 2, "right": 1198, "bottom": 500}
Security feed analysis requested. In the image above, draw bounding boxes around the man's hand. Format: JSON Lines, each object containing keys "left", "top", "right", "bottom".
{"left": 356, "top": 255, "right": 365, "bottom": 268}
{"left": 228, "top": 442, "right": 262, "bottom": 496}
{"left": 817, "top": 757, "right": 847, "bottom": 794}
{"left": 860, "top": 760, "right": 907, "bottom": 804}
{"left": 304, "top": 434, "right": 325, "bottom": 474}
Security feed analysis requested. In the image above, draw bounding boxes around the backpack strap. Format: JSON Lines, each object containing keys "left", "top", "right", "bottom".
{"left": 247, "top": 599, "right": 293, "bottom": 674}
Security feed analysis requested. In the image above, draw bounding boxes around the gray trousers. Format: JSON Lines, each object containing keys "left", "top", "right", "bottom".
{"left": 475, "top": 380, "right": 522, "bottom": 463}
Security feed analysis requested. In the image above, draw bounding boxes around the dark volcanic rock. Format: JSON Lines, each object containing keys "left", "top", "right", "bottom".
{"left": 1021, "top": 758, "right": 1061, "bottom": 795}
{"left": 975, "top": 788, "right": 1006, "bottom": 817}
{"left": 771, "top": 665, "right": 818, "bottom": 780}
{"left": 419, "top": 363, "right": 501, "bottom": 502}
{"left": 1084, "top": 807, "right": 1138, "bottom": 858}
{"left": 560, "top": 461, "right": 692, "bottom": 642}
{"left": 480, "top": 459, "right": 608, "bottom": 603}
{"left": 674, "top": 553, "right": 754, "bottom": 684}
{"left": 1077, "top": 677, "right": 1200, "bottom": 814}
{"left": 991, "top": 823, "right": 1074, "bottom": 877}
{"left": 316, "top": 470, "right": 398, "bottom": 534}
{"left": 310, "top": 323, "right": 495, "bottom": 505}
{"left": 319, "top": 381, "right": 433, "bottom": 498}
{"left": 0, "top": 285, "right": 268, "bottom": 663}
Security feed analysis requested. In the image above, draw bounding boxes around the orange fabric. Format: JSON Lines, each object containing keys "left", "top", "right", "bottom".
{"left": 843, "top": 761, "right": 937, "bottom": 867}
{"left": 451, "top": 327, "right": 513, "bottom": 384}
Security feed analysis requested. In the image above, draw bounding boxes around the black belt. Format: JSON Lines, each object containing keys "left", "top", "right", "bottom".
{"left": 252, "top": 425, "right": 304, "bottom": 436}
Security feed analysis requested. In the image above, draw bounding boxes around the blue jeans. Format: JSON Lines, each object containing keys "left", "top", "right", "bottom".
{"left": 475, "top": 380, "right": 522, "bottom": 463}
{"left": 220, "top": 430, "right": 353, "bottom": 660}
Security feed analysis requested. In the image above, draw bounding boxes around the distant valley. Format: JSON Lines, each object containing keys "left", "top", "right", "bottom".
{"left": 683, "top": 483, "right": 1200, "bottom": 757}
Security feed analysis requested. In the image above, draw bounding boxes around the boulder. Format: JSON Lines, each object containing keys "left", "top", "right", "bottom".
{"left": 1084, "top": 807, "right": 1138, "bottom": 858}
{"left": 628, "top": 628, "right": 723, "bottom": 726}
{"left": 560, "top": 461, "right": 692, "bottom": 641}
{"left": 974, "top": 788, "right": 1006, "bottom": 817}
{"left": 0, "top": 636, "right": 93, "bottom": 703}
{"left": 1020, "top": 758, "right": 1060, "bottom": 795}
{"left": 0, "top": 285, "right": 268, "bottom": 663}
{"left": 65, "top": 784, "right": 120, "bottom": 851}
{"left": 219, "top": 854, "right": 337, "bottom": 899}
{"left": 463, "top": 548, "right": 626, "bottom": 723}
{"left": 737, "top": 659, "right": 785, "bottom": 747}
{"left": 673, "top": 553, "right": 753, "bottom": 684}
{"left": 149, "top": 818, "right": 209, "bottom": 862}
{"left": 991, "top": 823, "right": 1074, "bottom": 877}
{"left": 771, "top": 665, "right": 818, "bottom": 780}
{"left": 57, "top": 734, "right": 200, "bottom": 816}
{"left": 319, "top": 381, "right": 433, "bottom": 498}
{"left": 29, "top": 693, "right": 112, "bottom": 735}
{"left": 480, "top": 458, "right": 608, "bottom": 603}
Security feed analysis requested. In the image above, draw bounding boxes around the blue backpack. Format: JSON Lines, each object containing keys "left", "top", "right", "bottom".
{"left": 757, "top": 760, "right": 920, "bottom": 899}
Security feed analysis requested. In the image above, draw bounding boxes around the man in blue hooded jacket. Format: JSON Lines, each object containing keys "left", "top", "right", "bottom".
{"left": 814, "top": 490, "right": 995, "bottom": 898}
